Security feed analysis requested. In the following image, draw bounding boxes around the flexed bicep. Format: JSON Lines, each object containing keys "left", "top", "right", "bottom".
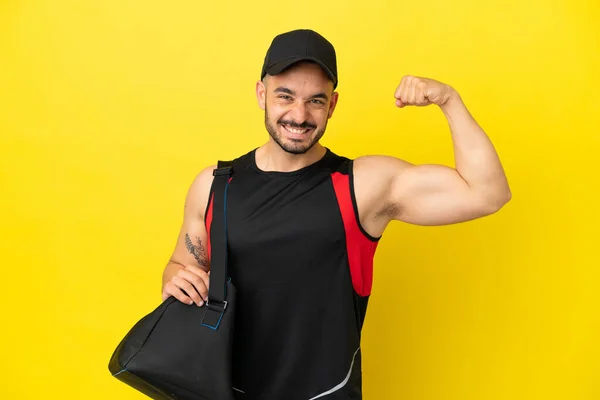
{"left": 389, "top": 162, "right": 490, "bottom": 226}
{"left": 354, "top": 155, "right": 497, "bottom": 229}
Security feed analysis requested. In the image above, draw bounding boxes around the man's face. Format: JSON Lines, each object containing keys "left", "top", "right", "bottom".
{"left": 256, "top": 62, "right": 339, "bottom": 155}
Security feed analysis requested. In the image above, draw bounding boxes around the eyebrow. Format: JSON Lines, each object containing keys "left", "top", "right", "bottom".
{"left": 273, "top": 87, "right": 329, "bottom": 100}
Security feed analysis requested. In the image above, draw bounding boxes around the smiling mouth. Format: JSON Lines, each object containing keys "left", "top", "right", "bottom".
{"left": 280, "top": 124, "right": 314, "bottom": 135}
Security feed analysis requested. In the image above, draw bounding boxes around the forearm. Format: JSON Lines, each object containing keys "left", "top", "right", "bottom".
{"left": 440, "top": 89, "right": 511, "bottom": 206}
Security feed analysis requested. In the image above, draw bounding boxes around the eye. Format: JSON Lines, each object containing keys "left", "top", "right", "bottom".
{"left": 310, "top": 99, "right": 325, "bottom": 105}
{"left": 278, "top": 95, "right": 292, "bottom": 100}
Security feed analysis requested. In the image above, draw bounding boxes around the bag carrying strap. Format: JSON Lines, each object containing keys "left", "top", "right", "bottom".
{"left": 202, "top": 160, "right": 233, "bottom": 330}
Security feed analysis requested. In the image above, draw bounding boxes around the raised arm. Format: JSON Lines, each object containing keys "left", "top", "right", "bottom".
{"left": 354, "top": 76, "right": 511, "bottom": 233}
{"left": 161, "top": 164, "right": 216, "bottom": 305}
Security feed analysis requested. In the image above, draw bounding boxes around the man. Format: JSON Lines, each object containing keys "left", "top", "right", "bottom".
{"left": 161, "top": 29, "right": 511, "bottom": 399}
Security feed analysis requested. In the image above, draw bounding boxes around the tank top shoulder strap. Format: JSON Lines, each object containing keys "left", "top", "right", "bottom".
{"left": 215, "top": 149, "right": 255, "bottom": 175}
{"left": 319, "top": 148, "right": 351, "bottom": 173}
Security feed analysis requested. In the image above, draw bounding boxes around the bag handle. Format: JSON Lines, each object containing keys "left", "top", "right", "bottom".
{"left": 202, "top": 161, "right": 233, "bottom": 330}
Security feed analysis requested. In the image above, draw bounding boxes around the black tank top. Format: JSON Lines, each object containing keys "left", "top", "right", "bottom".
{"left": 204, "top": 148, "right": 380, "bottom": 400}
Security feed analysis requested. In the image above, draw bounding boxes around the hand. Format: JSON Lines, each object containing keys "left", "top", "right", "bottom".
{"left": 162, "top": 265, "right": 210, "bottom": 306}
{"left": 394, "top": 75, "right": 454, "bottom": 108}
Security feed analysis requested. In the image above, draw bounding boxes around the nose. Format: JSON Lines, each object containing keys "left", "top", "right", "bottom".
{"left": 289, "top": 102, "right": 308, "bottom": 124}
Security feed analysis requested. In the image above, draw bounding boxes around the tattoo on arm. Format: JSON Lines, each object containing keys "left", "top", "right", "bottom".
{"left": 185, "top": 233, "right": 209, "bottom": 267}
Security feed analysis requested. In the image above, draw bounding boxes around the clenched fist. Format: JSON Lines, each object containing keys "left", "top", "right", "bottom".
{"left": 394, "top": 75, "right": 455, "bottom": 108}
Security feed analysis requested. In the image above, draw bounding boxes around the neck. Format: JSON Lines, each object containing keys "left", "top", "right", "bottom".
{"left": 255, "top": 141, "right": 327, "bottom": 172}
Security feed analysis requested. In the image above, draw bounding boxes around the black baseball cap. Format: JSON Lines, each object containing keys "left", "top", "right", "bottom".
{"left": 261, "top": 29, "right": 338, "bottom": 89}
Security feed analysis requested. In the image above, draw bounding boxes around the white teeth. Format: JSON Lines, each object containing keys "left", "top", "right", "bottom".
{"left": 282, "top": 125, "right": 309, "bottom": 134}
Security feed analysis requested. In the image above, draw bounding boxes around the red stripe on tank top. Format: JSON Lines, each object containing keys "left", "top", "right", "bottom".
{"left": 331, "top": 172, "right": 378, "bottom": 297}
{"left": 205, "top": 192, "right": 214, "bottom": 261}
{"left": 205, "top": 177, "right": 233, "bottom": 262}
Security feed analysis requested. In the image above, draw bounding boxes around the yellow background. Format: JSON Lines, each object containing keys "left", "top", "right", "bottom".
{"left": 1, "top": 0, "right": 599, "bottom": 399}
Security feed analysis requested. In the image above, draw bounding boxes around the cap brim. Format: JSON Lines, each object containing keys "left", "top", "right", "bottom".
{"left": 266, "top": 57, "right": 337, "bottom": 87}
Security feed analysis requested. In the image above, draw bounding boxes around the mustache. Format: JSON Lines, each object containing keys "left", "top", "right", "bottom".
{"left": 278, "top": 119, "right": 317, "bottom": 130}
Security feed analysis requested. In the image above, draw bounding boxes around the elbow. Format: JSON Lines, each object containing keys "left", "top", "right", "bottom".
{"left": 484, "top": 188, "right": 512, "bottom": 214}
{"left": 500, "top": 181, "right": 513, "bottom": 206}
{"left": 504, "top": 188, "right": 513, "bottom": 204}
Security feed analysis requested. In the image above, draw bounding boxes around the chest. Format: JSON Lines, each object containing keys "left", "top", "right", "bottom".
{"left": 224, "top": 170, "right": 346, "bottom": 264}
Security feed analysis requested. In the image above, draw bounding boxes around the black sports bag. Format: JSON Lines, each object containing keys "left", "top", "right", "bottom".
{"left": 108, "top": 162, "right": 236, "bottom": 400}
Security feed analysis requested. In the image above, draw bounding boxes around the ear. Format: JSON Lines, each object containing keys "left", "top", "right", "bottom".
{"left": 256, "top": 80, "right": 266, "bottom": 110}
{"left": 327, "top": 91, "right": 339, "bottom": 119}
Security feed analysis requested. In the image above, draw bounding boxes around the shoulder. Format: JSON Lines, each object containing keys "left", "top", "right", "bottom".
{"left": 352, "top": 155, "right": 414, "bottom": 195}
{"left": 184, "top": 164, "right": 218, "bottom": 222}
{"left": 193, "top": 149, "right": 256, "bottom": 193}
{"left": 325, "top": 152, "right": 415, "bottom": 193}
{"left": 194, "top": 164, "right": 219, "bottom": 188}
{"left": 323, "top": 151, "right": 414, "bottom": 176}
{"left": 353, "top": 155, "right": 413, "bottom": 175}
{"left": 186, "top": 150, "right": 255, "bottom": 220}
{"left": 349, "top": 155, "right": 416, "bottom": 236}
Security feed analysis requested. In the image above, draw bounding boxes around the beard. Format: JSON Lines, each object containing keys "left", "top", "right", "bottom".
{"left": 264, "top": 109, "right": 327, "bottom": 155}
